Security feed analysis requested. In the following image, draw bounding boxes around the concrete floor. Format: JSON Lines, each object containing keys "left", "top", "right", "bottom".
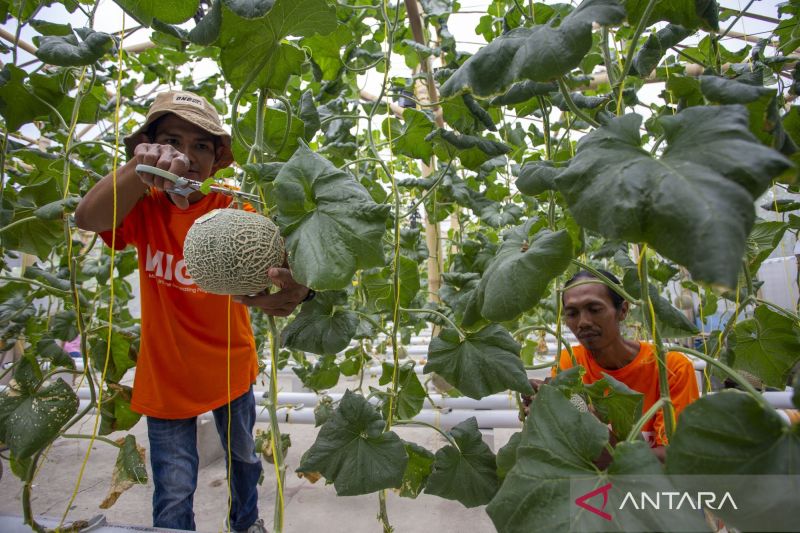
{"left": 0, "top": 370, "right": 517, "bottom": 533}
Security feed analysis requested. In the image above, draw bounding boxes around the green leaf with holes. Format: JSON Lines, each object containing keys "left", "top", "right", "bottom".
{"left": 425, "top": 325, "right": 533, "bottom": 400}
{"left": 99, "top": 384, "right": 142, "bottom": 436}
{"left": 274, "top": 143, "right": 391, "bottom": 290}
{"left": 465, "top": 220, "right": 573, "bottom": 324}
{"left": 424, "top": 417, "right": 499, "bottom": 507}
{"left": 0, "top": 379, "right": 78, "bottom": 460}
{"left": 440, "top": 0, "right": 626, "bottom": 99}
{"left": 731, "top": 305, "right": 800, "bottom": 389}
{"left": 113, "top": 0, "right": 199, "bottom": 25}
{"left": 100, "top": 434, "right": 148, "bottom": 509}
{"left": 281, "top": 290, "right": 358, "bottom": 356}
{"left": 399, "top": 441, "right": 435, "bottom": 498}
{"left": 216, "top": 0, "right": 337, "bottom": 89}
{"left": 296, "top": 390, "right": 408, "bottom": 495}
{"left": 556, "top": 106, "right": 792, "bottom": 288}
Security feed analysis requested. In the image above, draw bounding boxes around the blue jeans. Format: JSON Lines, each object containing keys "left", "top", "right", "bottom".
{"left": 147, "top": 387, "right": 263, "bottom": 531}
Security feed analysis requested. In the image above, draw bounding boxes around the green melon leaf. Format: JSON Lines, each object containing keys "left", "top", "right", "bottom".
{"left": 700, "top": 75, "right": 785, "bottom": 148}
{"left": 631, "top": 24, "right": 693, "bottom": 77}
{"left": 584, "top": 373, "right": 644, "bottom": 441}
{"left": 112, "top": 0, "right": 199, "bottom": 25}
{"left": 302, "top": 24, "right": 353, "bottom": 81}
{"left": 424, "top": 417, "right": 499, "bottom": 507}
{"left": 496, "top": 431, "right": 522, "bottom": 480}
{"left": 100, "top": 434, "right": 148, "bottom": 509}
{"left": 217, "top": 0, "right": 337, "bottom": 89}
{"left": 465, "top": 220, "right": 573, "bottom": 324}
{"left": 399, "top": 441, "right": 435, "bottom": 498}
{"left": 622, "top": 271, "right": 699, "bottom": 338}
{"left": 296, "top": 390, "right": 408, "bottom": 495}
{"left": 490, "top": 81, "right": 558, "bottom": 106}
{"left": 377, "top": 362, "right": 426, "bottom": 421}
{"left": 666, "top": 391, "right": 800, "bottom": 531}
{"left": 731, "top": 305, "right": 800, "bottom": 389}
{"left": 293, "top": 354, "right": 340, "bottom": 392}
{"left": 274, "top": 143, "right": 391, "bottom": 290}
{"left": 33, "top": 196, "right": 80, "bottom": 220}
{"left": 427, "top": 128, "right": 510, "bottom": 170}
{"left": 424, "top": 325, "right": 533, "bottom": 400}
{"left": 382, "top": 108, "right": 436, "bottom": 162}
{"left": 556, "top": 106, "right": 792, "bottom": 288}
{"left": 281, "top": 290, "right": 358, "bottom": 356}
{"left": 299, "top": 90, "right": 320, "bottom": 140}
{"left": 99, "top": 384, "right": 142, "bottom": 435}
{"left": 746, "top": 220, "right": 788, "bottom": 274}
{"left": 0, "top": 65, "right": 52, "bottom": 131}
{"left": 516, "top": 161, "right": 562, "bottom": 196}
{"left": 188, "top": 0, "right": 222, "bottom": 45}
{"left": 223, "top": 0, "right": 275, "bottom": 18}
{"left": 90, "top": 331, "right": 137, "bottom": 384}
{"left": 487, "top": 386, "right": 682, "bottom": 532}
{"left": 440, "top": 0, "right": 626, "bottom": 99}
{"left": 361, "top": 256, "right": 420, "bottom": 313}
{"left": 0, "top": 378, "right": 78, "bottom": 460}
{"left": 35, "top": 29, "right": 114, "bottom": 66}
{"left": 625, "top": 0, "right": 719, "bottom": 31}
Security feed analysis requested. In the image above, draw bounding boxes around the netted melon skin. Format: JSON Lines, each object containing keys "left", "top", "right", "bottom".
{"left": 183, "top": 208, "right": 285, "bottom": 295}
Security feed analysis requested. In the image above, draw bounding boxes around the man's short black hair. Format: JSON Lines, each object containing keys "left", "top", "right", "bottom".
{"left": 563, "top": 269, "right": 625, "bottom": 310}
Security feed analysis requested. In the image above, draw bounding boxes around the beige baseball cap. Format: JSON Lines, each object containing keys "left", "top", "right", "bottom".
{"left": 123, "top": 90, "right": 235, "bottom": 173}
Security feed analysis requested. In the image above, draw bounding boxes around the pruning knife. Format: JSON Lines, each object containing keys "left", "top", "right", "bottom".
{"left": 134, "top": 164, "right": 264, "bottom": 205}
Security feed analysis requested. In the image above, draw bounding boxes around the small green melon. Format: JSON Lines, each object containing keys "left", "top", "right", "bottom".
{"left": 569, "top": 394, "right": 589, "bottom": 413}
{"left": 183, "top": 208, "right": 285, "bottom": 295}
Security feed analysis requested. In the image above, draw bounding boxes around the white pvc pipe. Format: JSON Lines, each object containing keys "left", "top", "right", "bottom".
{"left": 72, "top": 388, "right": 520, "bottom": 410}
{"left": 74, "top": 399, "right": 524, "bottom": 429}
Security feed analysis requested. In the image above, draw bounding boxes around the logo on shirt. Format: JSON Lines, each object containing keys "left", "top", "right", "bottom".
{"left": 146, "top": 244, "right": 193, "bottom": 287}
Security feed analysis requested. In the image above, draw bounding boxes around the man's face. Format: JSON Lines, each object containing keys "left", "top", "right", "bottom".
{"left": 152, "top": 114, "right": 221, "bottom": 181}
{"left": 562, "top": 281, "right": 627, "bottom": 352}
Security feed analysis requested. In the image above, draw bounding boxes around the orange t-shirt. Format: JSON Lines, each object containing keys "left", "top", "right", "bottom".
{"left": 100, "top": 189, "right": 259, "bottom": 419}
{"left": 553, "top": 342, "right": 699, "bottom": 446}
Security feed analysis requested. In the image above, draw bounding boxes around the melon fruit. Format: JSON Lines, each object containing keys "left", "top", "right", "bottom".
{"left": 183, "top": 208, "right": 285, "bottom": 295}
{"left": 569, "top": 394, "right": 589, "bottom": 413}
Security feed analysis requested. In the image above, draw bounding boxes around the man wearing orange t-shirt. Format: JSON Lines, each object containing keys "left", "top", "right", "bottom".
{"left": 75, "top": 91, "right": 310, "bottom": 532}
{"left": 527, "top": 270, "right": 699, "bottom": 464}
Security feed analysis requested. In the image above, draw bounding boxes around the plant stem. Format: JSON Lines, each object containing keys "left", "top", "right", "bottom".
{"left": 61, "top": 433, "right": 121, "bottom": 447}
{"left": 615, "top": 0, "right": 659, "bottom": 97}
{"left": 569, "top": 259, "right": 640, "bottom": 304}
{"left": 352, "top": 310, "right": 392, "bottom": 337}
{"left": 625, "top": 398, "right": 667, "bottom": 443}
{"left": 667, "top": 344, "right": 771, "bottom": 410}
{"left": 0, "top": 215, "right": 37, "bottom": 234}
{"left": 266, "top": 316, "right": 286, "bottom": 533}
{"left": 512, "top": 324, "right": 574, "bottom": 362}
{"left": 400, "top": 307, "right": 462, "bottom": 337}
{"left": 556, "top": 78, "right": 600, "bottom": 128}
{"left": 0, "top": 275, "right": 72, "bottom": 296}
{"left": 601, "top": 27, "right": 617, "bottom": 86}
{"left": 637, "top": 246, "right": 675, "bottom": 442}
{"left": 393, "top": 419, "right": 459, "bottom": 450}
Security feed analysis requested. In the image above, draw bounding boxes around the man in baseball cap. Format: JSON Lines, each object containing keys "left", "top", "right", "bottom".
{"left": 75, "top": 91, "right": 310, "bottom": 532}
